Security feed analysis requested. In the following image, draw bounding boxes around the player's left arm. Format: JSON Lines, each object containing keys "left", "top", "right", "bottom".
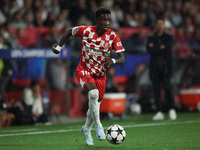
{"left": 105, "top": 52, "right": 125, "bottom": 68}
{"left": 105, "top": 34, "right": 125, "bottom": 67}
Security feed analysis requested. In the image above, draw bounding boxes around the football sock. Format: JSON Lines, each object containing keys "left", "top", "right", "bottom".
{"left": 88, "top": 89, "right": 101, "bottom": 126}
{"left": 85, "top": 109, "right": 93, "bottom": 131}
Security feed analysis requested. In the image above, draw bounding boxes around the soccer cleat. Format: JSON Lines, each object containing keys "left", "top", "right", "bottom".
{"left": 81, "top": 126, "right": 94, "bottom": 145}
{"left": 152, "top": 111, "right": 164, "bottom": 120}
{"left": 169, "top": 109, "right": 177, "bottom": 120}
{"left": 95, "top": 125, "right": 106, "bottom": 140}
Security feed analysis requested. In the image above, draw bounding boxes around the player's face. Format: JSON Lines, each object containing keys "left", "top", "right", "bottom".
{"left": 97, "top": 14, "right": 111, "bottom": 32}
{"left": 155, "top": 20, "right": 165, "bottom": 33}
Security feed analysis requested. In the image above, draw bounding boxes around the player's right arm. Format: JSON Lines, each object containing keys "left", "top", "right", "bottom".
{"left": 52, "top": 29, "right": 73, "bottom": 54}
{"left": 52, "top": 26, "right": 85, "bottom": 54}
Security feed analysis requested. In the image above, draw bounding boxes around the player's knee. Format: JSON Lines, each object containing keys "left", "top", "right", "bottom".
{"left": 88, "top": 89, "right": 99, "bottom": 100}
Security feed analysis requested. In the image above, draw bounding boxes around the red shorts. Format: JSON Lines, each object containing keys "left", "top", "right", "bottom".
{"left": 76, "top": 64, "right": 106, "bottom": 99}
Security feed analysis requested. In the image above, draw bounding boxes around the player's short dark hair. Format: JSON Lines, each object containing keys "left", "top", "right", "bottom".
{"left": 95, "top": 7, "right": 111, "bottom": 19}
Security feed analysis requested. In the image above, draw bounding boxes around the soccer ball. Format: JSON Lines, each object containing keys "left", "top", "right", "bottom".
{"left": 106, "top": 124, "right": 126, "bottom": 144}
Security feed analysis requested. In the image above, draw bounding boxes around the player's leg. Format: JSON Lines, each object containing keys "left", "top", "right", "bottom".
{"left": 92, "top": 77, "right": 106, "bottom": 140}
{"left": 84, "top": 99, "right": 101, "bottom": 131}
{"left": 84, "top": 109, "right": 93, "bottom": 131}
{"left": 76, "top": 67, "right": 95, "bottom": 145}
{"left": 85, "top": 82, "right": 102, "bottom": 127}
{"left": 84, "top": 83, "right": 105, "bottom": 141}
{"left": 81, "top": 87, "right": 95, "bottom": 145}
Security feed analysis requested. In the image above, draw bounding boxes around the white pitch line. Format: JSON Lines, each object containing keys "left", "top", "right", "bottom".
{"left": 0, "top": 120, "right": 199, "bottom": 137}
{"left": 122, "top": 120, "right": 200, "bottom": 128}
{"left": 0, "top": 128, "right": 38, "bottom": 133}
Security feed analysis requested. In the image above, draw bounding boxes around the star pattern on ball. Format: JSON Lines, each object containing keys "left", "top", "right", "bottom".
{"left": 117, "top": 127, "right": 124, "bottom": 135}
{"left": 106, "top": 124, "right": 126, "bottom": 145}
{"left": 107, "top": 128, "right": 112, "bottom": 135}
{"left": 111, "top": 136, "right": 118, "bottom": 144}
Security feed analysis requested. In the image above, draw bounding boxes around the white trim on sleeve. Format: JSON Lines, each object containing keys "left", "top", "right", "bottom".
{"left": 116, "top": 49, "right": 125, "bottom": 53}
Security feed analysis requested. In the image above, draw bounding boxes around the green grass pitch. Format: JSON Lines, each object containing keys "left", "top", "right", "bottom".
{"left": 0, "top": 112, "right": 200, "bottom": 150}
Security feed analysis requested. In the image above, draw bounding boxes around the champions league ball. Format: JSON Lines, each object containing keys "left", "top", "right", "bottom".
{"left": 106, "top": 124, "right": 126, "bottom": 144}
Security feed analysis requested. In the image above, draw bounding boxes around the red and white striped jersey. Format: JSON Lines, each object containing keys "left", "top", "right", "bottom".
{"left": 72, "top": 26, "right": 125, "bottom": 77}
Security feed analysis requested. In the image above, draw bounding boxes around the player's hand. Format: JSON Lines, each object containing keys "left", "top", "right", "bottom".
{"left": 52, "top": 43, "right": 60, "bottom": 54}
{"left": 105, "top": 56, "right": 113, "bottom": 68}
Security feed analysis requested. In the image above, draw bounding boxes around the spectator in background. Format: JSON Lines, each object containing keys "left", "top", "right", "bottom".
{"left": 131, "top": 12, "right": 141, "bottom": 27}
{"left": 32, "top": 0, "right": 41, "bottom": 13}
{"left": 33, "top": 10, "right": 44, "bottom": 27}
{"left": 112, "top": 3, "right": 124, "bottom": 25}
{"left": 122, "top": 28, "right": 149, "bottom": 53}
{"left": 137, "top": 0, "right": 156, "bottom": 27}
{"left": 11, "top": 10, "right": 25, "bottom": 28}
{"left": 20, "top": 0, "right": 32, "bottom": 15}
{"left": 1, "top": 22, "right": 20, "bottom": 48}
{"left": 181, "top": 63, "right": 200, "bottom": 88}
{"left": 16, "top": 80, "right": 47, "bottom": 124}
{"left": 126, "top": 63, "right": 146, "bottom": 94}
{"left": 48, "top": 59, "right": 67, "bottom": 90}
{"left": 46, "top": 26, "right": 60, "bottom": 47}
{"left": 163, "top": 11, "right": 173, "bottom": 29}
{"left": 44, "top": 12, "right": 56, "bottom": 26}
{"left": 165, "top": 0, "right": 173, "bottom": 16}
{"left": 55, "top": 9, "right": 71, "bottom": 28}
{"left": 0, "top": 33, "right": 16, "bottom": 127}
{"left": 69, "top": 0, "right": 93, "bottom": 26}
{"left": 40, "top": 0, "right": 49, "bottom": 22}
{"left": 47, "top": 0, "right": 61, "bottom": 17}
{"left": 170, "top": 2, "right": 183, "bottom": 27}
{"left": 87, "top": 0, "right": 98, "bottom": 13}
{"left": 105, "top": 65, "right": 118, "bottom": 93}
{"left": 126, "top": 63, "right": 146, "bottom": 114}
{"left": 15, "top": 28, "right": 32, "bottom": 48}
{"left": 0, "top": 34, "right": 12, "bottom": 110}
{"left": 9, "top": 0, "right": 21, "bottom": 18}
{"left": 0, "top": 0, "right": 9, "bottom": 25}
{"left": 120, "top": 13, "right": 134, "bottom": 27}
{"left": 146, "top": 18, "right": 177, "bottom": 120}
{"left": 138, "top": 12, "right": 148, "bottom": 27}
{"left": 0, "top": 80, "right": 46, "bottom": 127}
{"left": 23, "top": 10, "right": 33, "bottom": 27}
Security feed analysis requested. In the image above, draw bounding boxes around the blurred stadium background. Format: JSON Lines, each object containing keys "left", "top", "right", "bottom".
{"left": 0, "top": 0, "right": 200, "bottom": 126}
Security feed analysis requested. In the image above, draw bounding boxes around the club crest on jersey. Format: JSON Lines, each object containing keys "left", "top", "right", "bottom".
{"left": 104, "top": 42, "right": 109, "bottom": 48}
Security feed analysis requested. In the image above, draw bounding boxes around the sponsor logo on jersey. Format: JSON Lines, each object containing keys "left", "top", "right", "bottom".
{"left": 116, "top": 42, "right": 122, "bottom": 47}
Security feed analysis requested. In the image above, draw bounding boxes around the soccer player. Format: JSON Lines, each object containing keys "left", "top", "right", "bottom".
{"left": 52, "top": 7, "right": 125, "bottom": 145}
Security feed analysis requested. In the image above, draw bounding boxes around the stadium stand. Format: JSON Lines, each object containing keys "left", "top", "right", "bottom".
{"left": 1, "top": 0, "right": 200, "bottom": 125}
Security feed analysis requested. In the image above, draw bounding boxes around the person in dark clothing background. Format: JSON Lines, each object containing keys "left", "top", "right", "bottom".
{"left": 146, "top": 18, "right": 177, "bottom": 120}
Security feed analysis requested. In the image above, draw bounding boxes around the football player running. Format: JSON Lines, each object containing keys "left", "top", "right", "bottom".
{"left": 52, "top": 7, "right": 125, "bottom": 145}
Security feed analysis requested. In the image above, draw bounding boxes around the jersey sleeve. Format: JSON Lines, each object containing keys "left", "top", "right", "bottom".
{"left": 112, "top": 34, "right": 125, "bottom": 53}
{"left": 71, "top": 26, "right": 85, "bottom": 37}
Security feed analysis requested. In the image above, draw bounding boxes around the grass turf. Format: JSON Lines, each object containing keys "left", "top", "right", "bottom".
{"left": 0, "top": 112, "right": 200, "bottom": 150}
